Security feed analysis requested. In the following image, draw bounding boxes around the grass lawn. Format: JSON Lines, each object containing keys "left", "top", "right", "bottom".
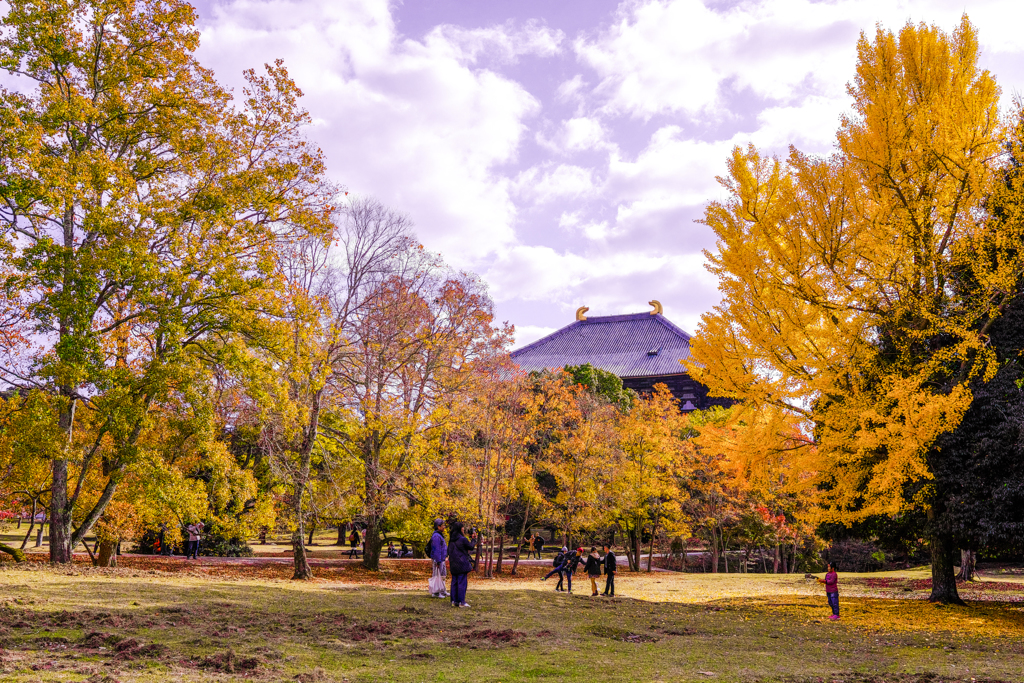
{"left": 1, "top": 557, "right": 1023, "bottom": 683}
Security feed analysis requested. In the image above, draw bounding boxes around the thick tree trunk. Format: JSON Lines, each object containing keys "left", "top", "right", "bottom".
{"left": 336, "top": 526, "right": 345, "bottom": 546}
{"left": 307, "top": 525, "right": 316, "bottom": 547}
{"left": 36, "top": 524, "right": 45, "bottom": 547}
{"left": 0, "top": 543, "right": 26, "bottom": 562}
{"left": 50, "top": 458, "right": 72, "bottom": 562}
{"left": 50, "top": 393, "right": 76, "bottom": 564}
{"left": 291, "top": 472, "right": 312, "bottom": 579}
{"left": 96, "top": 539, "right": 117, "bottom": 567}
{"left": 361, "top": 514, "right": 383, "bottom": 571}
{"left": 927, "top": 527, "right": 964, "bottom": 604}
{"left": 291, "top": 525, "right": 312, "bottom": 579}
{"left": 495, "top": 534, "right": 505, "bottom": 574}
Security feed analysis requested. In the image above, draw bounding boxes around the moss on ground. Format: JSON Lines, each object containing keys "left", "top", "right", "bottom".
{"left": 0, "top": 563, "right": 1021, "bottom": 683}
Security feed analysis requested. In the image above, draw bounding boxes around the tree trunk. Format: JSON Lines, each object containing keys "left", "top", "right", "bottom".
{"left": 307, "top": 525, "right": 316, "bottom": 547}
{"left": 96, "top": 539, "right": 117, "bottom": 567}
{"left": 710, "top": 529, "right": 719, "bottom": 574}
{"left": 773, "top": 544, "right": 780, "bottom": 574}
{"left": 927, "top": 505, "right": 964, "bottom": 604}
{"left": 742, "top": 548, "right": 749, "bottom": 573}
{"left": 495, "top": 534, "right": 505, "bottom": 574}
{"left": 291, "top": 525, "right": 312, "bottom": 579}
{"left": 362, "top": 514, "right": 383, "bottom": 571}
{"left": 49, "top": 393, "right": 76, "bottom": 564}
{"left": 791, "top": 539, "right": 798, "bottom": 573}
{"left": 336, "top": 526, "right": 345, "bottom": 546}
{"left": 510, "top": 498, "right": 531, "bottom": 576}
{"left": 291, "top": 472, "right": 312, "bottom": 580}
{"left": 956, "top": 549, "right": 976, "bottom": 582}
{"left": 646, "top": 524, "right": 657, "bottom": 572}
{"left": 20, "top": 500, "right": 36, "bottom": 550}
{"left": 625, "top": 528, "right": 639, "bottom": 571}
{"left": 36, "top": 524, "right": 45, "bottom": 548}
{"left": 761, "top": 548, "right": 769, "bottom": 574}
{"left": 0, "top": 543, "right": 26, "bottom": 562}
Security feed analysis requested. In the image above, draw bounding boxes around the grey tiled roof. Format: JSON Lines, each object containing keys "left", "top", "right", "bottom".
{"left": 511, "top": 313, "right": 694, "bottom": 378}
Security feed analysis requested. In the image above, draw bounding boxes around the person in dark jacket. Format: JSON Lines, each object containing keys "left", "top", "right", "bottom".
{"left": 543, "top": 546, "right": 568, "bottom": 591}
{"left": 562, "top": 548, "right": 582, "bottom": 593}
{"left": 601, "top": 544, "right": 616, "bottom": 596}
{"left": 584, "top": 547, "right": 602, "bottom": 596}
{"left": 348, "top": 527, "right": 361, "bottom": 558}
{"left": 447, "top": 521, "right": 477, "bottom": 608}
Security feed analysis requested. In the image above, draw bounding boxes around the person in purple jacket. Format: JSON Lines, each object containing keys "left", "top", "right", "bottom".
{"left": 426, "top": 518, "right": 448, "bottom": 599}
{"left": 818, "top": 562, "right": 840, "bottom": 619}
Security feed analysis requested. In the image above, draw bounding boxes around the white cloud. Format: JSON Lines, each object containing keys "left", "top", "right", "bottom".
{"left": 514, "top": 164, "right": 596, "bottom": 204}
{"left": 537, "top": 116, "right": 613, "bottom": 154}
{"left": 430, "top": 19, "right": 565, "bottom": 65}
{"left": 573, "top": 0, "right": 1017, "bottom": 128}
{"left": 511, "top": 325, "right": 557, "bottom": 348}
{"left": 197, "top": 0, "right": 540, "bottom": 266}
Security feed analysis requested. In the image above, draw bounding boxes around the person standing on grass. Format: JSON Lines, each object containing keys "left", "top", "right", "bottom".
{"left": 348, "top": 527, "right": 361, "bottom": 558}
{"left": 818, "top": 562, "right": 840, "bottom": 619}
{"left": 447, "top": 521, "right": 477, "bottom": 608}
{"left": 526, "top": 535, "right": 536, "bottom": 559}
{"left": 543, "top": 546, "right": 568, "bottom": 591}
{"left": 601, "top": 544, "right": 616, "bottom": 596}
{"left": 426, "top": 518, "right": 448, "bottom": 600}
{"left": 584, "top": 547, "right": 602, "bottom": 596}
{"left": 563, "top": 548, "right": 583, "bottom": 594}
{"left": 185, "top": 521, "right": 204, "bottom": 559}
{"left": 534, "top": 533, "right": 544, "bottom": 559}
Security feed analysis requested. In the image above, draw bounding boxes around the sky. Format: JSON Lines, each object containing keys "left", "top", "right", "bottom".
{"left": 190, "top": 0, "right": 1024, "bottom": 346}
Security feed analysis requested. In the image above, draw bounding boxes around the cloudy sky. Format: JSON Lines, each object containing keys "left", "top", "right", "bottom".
{"left": 192, "top": 0, "right": 1024, "bottom": 346}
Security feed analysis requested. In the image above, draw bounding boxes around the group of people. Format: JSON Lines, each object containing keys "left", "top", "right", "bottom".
{"left": 425, "top": 518, "right": 474, "bottom": 607}
{"left": 543, "top": 545, "right": 617, "bottom": 596}
{"left": 422, "top": 519, "right": 838, "bottom": 620}
{"left": 386, "top": 541, "right": 413, "bottom": 558}
{"left": 425, "top": 519, "right": 619, "bottom": 607}
{"left": 521, "top": 532, "right": 546, "bottom": 559}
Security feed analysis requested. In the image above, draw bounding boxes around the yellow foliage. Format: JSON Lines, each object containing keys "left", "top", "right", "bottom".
{"left": 689, "top": 17, "right": 1024, "bottom": 523}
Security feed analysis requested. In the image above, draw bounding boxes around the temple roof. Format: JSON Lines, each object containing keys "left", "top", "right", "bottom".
{"left": 510, "top": 312, "right": 694, "bottom": 378}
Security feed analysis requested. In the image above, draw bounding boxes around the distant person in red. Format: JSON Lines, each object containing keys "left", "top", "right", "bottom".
{"left": 818, "top": 562, "right": 840, "bottom": 619}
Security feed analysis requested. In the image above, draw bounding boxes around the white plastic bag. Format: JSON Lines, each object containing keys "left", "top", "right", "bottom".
{"left": 429, "top": 562, "right": 446, "bottom": 594}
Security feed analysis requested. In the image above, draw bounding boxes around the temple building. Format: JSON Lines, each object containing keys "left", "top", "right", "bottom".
{"left": 510, "top": 301, "right": 729, "bottom": 412}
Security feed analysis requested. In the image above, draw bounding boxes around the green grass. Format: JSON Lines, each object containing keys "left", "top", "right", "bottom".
{"left": 1, "top": 562, "right": 1023, "bottom": 683}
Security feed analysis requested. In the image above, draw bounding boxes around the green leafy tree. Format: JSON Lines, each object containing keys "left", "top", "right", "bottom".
{"left": 0, "top": 0, "right": 330, "bottom": 562}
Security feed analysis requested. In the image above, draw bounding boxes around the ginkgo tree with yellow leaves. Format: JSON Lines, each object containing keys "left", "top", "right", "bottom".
{"left": 689, "top": 17, "right": 1024, "bottom": 603}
